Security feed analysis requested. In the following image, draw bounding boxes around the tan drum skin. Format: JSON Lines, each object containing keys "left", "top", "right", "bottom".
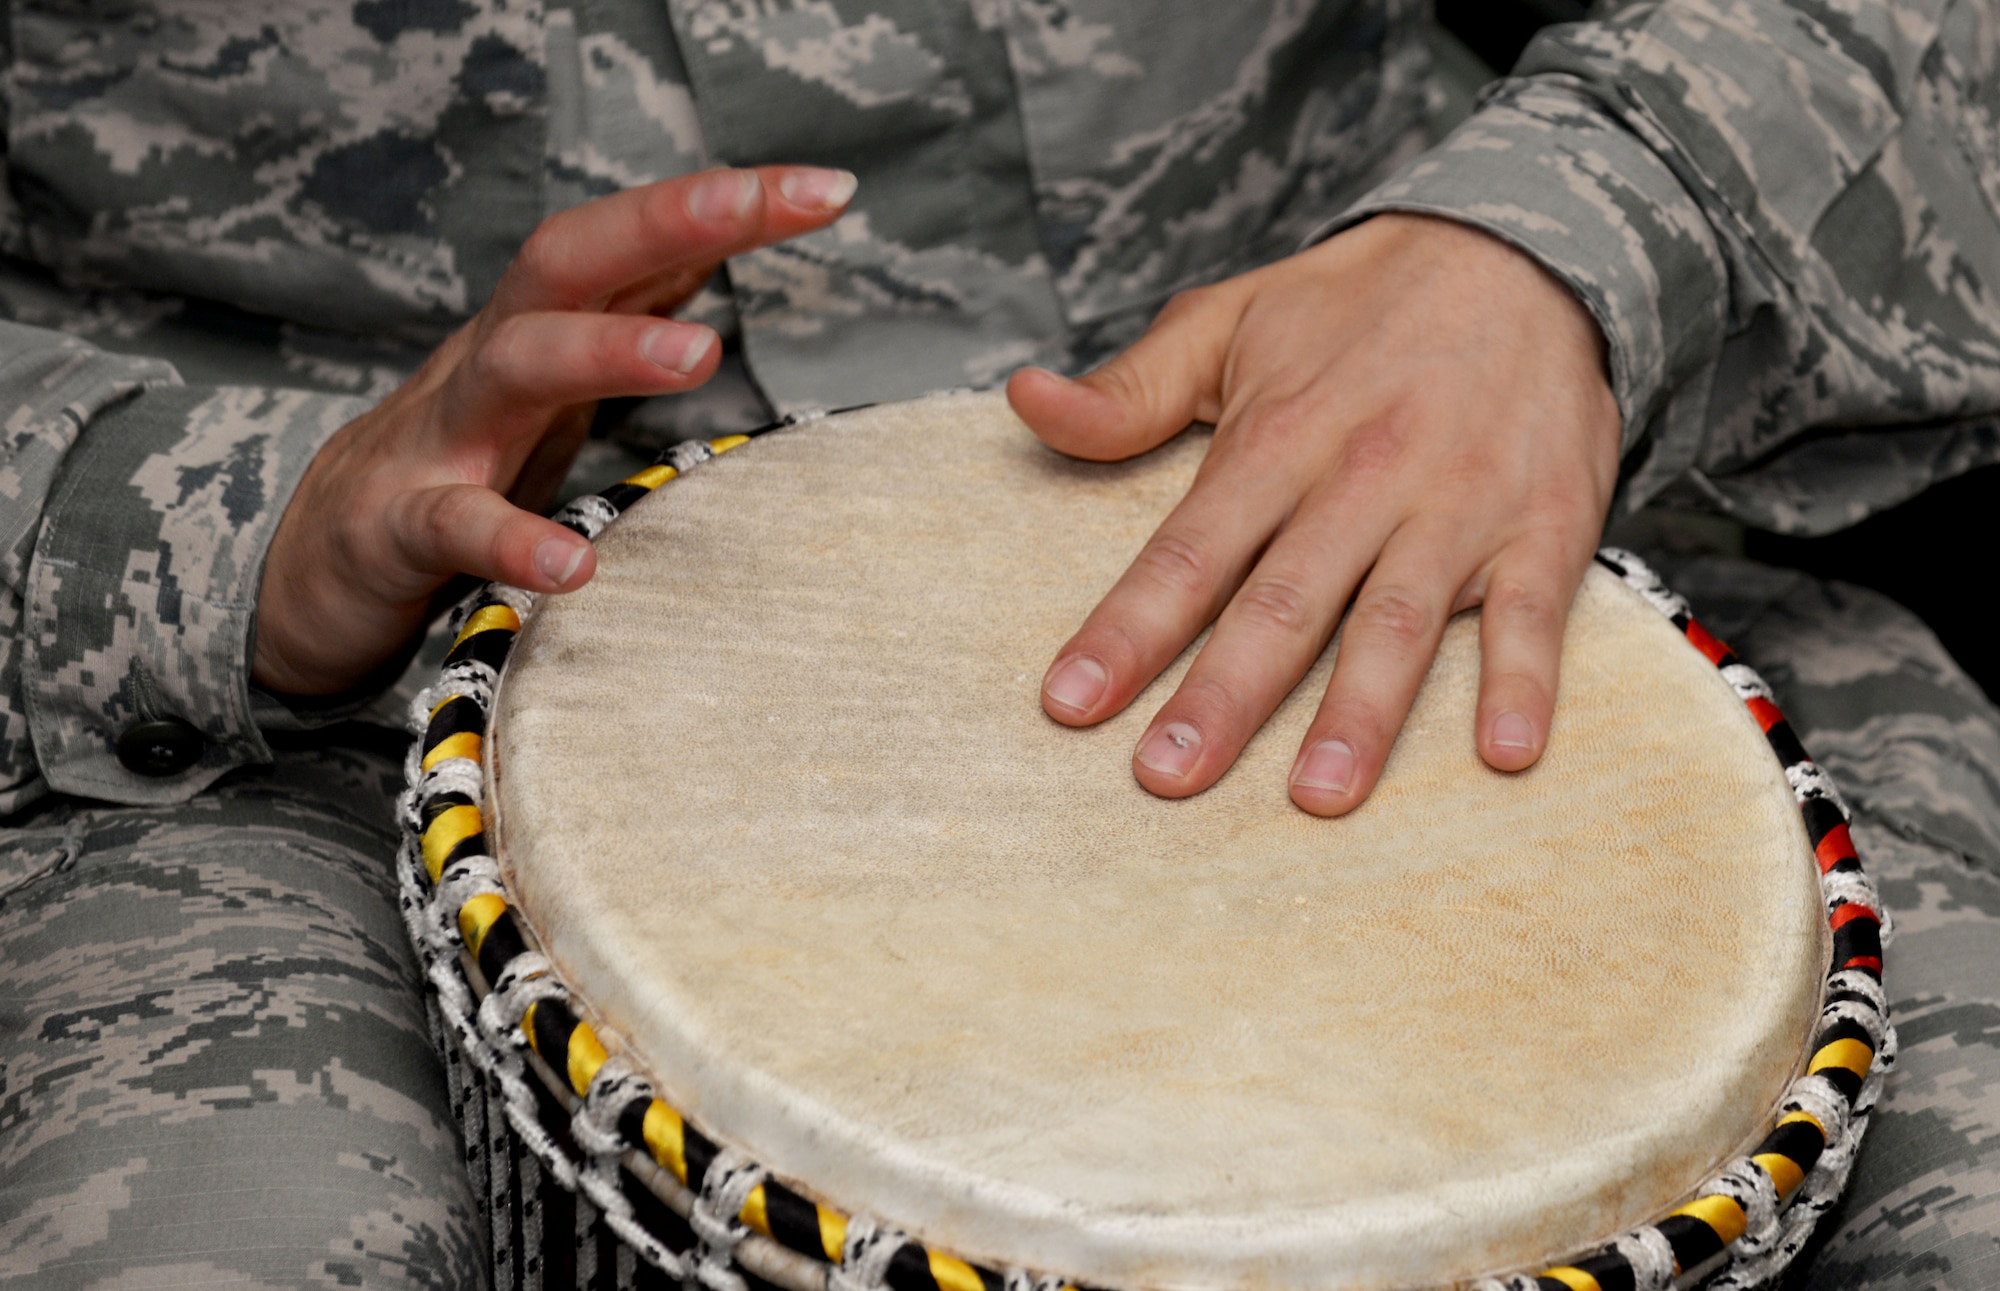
{"left": 485, "top": 392, "right": 1828, "bottom": 1290}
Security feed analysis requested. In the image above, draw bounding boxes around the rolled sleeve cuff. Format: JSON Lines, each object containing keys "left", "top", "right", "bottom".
{"left": 1306, "top": 75, "right": 1729, "bottom": 460}
{"left": 26, "top": 384, "right": 368, "bottom": 803}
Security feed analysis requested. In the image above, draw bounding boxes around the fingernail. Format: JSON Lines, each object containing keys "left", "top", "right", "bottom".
{"left": 778, "top": 168, "right": 858, "bottom": 211}
{"left": 1492, "top": 712, "right": 1536, "bottom": 750}
{"left": 688, "top": 169, "right": 759, "bottom": 221}
{"left": 1136, "top": 721, "right": 1202, "bottom": 778}
{"left": 535, "top": 537, "right": 588, "bottom": 588}
{"left": 1291, "top": 739, "right": 1355, "bottom": 793}
{"left": 641, "top": 325, "right": 715, "bottom": 374}
{"left": 1043, "top": 655, "right": 1108, "bottom": 715}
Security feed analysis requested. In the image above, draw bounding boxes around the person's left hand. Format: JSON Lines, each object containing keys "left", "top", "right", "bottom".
{"left": 253, "top": 166, "right": 854, "bottom": 697}
{"left": 1007, "top": 213, "right": 1623, "bottom": 816}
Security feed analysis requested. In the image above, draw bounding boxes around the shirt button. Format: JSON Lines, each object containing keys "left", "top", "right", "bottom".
{"left": 116, "top": 718, "right": 208, "bottom": 777}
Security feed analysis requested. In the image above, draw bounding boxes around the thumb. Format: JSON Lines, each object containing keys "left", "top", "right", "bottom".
{"left": 1006, "top": 282, "right": 1245, "bottom": 462}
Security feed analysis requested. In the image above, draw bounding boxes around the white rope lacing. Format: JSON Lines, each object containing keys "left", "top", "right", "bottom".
{"left": 692, "top": 1150, "right": 767, "bottom": 1291}
{"left": 828, "top": 1217, "right": 902, "bottom": 1291}
{"left": 1611, "top": 1227, "right": 1676, "bottom": 1291}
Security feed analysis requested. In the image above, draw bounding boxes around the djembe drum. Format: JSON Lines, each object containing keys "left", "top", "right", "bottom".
{"left": 399, "top": 392, "right": 1893, "bottom": 1291}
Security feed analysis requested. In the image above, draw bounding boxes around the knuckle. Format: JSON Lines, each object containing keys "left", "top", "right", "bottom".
{"left": 1336, "top": 413, "right": 1410, "bottom": 479}
{"left": 1132, "top": 531, "right": 1214, "bottom": 600}
{"left": 514, "top": 220, "right": 568, "bottom": 291}
{"left": 1314, "top": 695, "right": 1391, "bottom": 753}
{"left": 1157, "top": 285, "right": 1213, "bottom": 323}
{"left": 1173, "top": 673, "right": 1244, "bottom": 723}
{"left": 1230, "top": 396, "right": 1308, "bottom": 447}
{"left": 1543, "top": 509, "right": 1609, "bottom": 562}
{"left": 1433, "top": 446, "right": 1492, "bottom": 494}
{"left": 1348, "top": 585, "right": 1435, "bottom": 652}
{"left": 1487, "top": 668, "right": 1554, "bottom": 713}
{"left": 400, "top": 488, "right": 464, "bottom": 562}
{"left": 643, "top": 182, "right": 702, "bottom": 246}
{"left": 1483, "top": 578, "right": 1559, "bottom": 639}
{"left": 1231, "top": 575, "right": 1317, "bottom": 639}
{"left": 1518, "top": 478, "right": 1587, "bottom": 523}
{"left": 435, "top": 486, "right": 487, "bottom": 541}
{"left": 593, "top": 321, "right": 638, "bottom": 375}
{"left": 642, "top": 180, "right": 682, "bottom": 226}
{"left": 1223, "top": 394, "right": 1342, "bottom": 472}
{"left": 1215, "top": 400, "right": 1313, "bottom": 476}
{"left": 488, "top": 515, "right": 529, "bottom": 574}
{"left": 470, "top": 318, "right": 530, "bottom": 394}
{"left": 1088, "top": 357, "right": 1152, "bottom": 412}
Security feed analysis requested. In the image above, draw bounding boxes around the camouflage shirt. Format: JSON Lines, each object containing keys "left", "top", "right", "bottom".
{"left": 0, "top": 0, "right": 1995, "bottom": 813}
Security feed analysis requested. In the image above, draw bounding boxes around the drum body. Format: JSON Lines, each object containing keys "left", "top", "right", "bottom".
{"left": 401, "top": 392, "right": 1892, "bottom": 1291}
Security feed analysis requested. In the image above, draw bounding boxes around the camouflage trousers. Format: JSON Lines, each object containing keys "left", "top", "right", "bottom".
{"left": 0, "top": 727, "right": 485, "bottom": 1289}
{"left": 2, "top": 555, "right": 1997, "bottom": 1289}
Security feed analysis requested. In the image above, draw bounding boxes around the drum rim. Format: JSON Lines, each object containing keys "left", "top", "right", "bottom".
{"left": 397, "top": 403, "right": 1895, "bottom": 1291}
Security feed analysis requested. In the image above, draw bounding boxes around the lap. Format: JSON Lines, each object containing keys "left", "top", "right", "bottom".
{"left": 0, "top": 733, "right": 484, "bottom": 1290}
{"left": 1661, "top": 556, "right": 2000, "bottom": 1290}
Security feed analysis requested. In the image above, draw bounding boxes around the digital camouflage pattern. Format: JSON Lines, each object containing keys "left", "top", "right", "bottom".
{"left": 663, "top": 0, "right": 1438, "bottom": 411}
{"left": 0, "top": 730, "right": 482, "bottom": 1288}
{"left": 0, "top": 0, "right": 1998, "bottom": 1286}
{"left": 1, "top": 2, "right": 547, "bottom": 336}
{"left": 0, "top": 326, "right": 175, "bottom": 816}
{"left": 23, "top": 377, "right": 372, "bottom": 809}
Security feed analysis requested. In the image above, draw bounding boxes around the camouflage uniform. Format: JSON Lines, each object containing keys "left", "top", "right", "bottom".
{"left": 1, "top": 1, "right": 1997, "bottom": 1287}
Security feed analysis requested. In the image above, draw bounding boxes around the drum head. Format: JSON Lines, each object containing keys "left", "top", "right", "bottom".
{"left": 488, "top": 392, "right": 1827, "bottom": 1289}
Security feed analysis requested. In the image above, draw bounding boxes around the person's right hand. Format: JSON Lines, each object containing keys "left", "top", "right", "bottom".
{"left": 252, "top": 165, "right": 857, "bottom": 697}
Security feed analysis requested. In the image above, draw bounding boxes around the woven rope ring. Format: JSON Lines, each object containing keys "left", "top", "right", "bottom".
{"left": 397, "top": 422, "right": 1894, "bottom": 1291}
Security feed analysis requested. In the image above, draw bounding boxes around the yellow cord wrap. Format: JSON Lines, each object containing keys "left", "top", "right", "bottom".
{"left": 642, "top": 1101, "right": 688, "bottom": 1185}
{"left": 453, "top": 603, "right": 520, "bottom": 649}
{"left": 817, "top": 1207, "right": 847, "bottom": 1263}
{"left": 1754, "top": 1150, "right": 1806, "bottom": 1199}
{"left": 623, "top": 464, "right": 678, "bottom": 489}
{"left": 566, "top": 1021, "right": 608, "bottom": 1096}
{"left": 1671, "top": 1193, "right": 1749, "bottom": 1246}
{"left": 456, "top": 892, "right": 509, "bottom": 958}
{"left": 421, "top": 731, "right": 481, "bottom": 771}
{"left": 739, "top": 1183, "right": 771, "bottom": 1236}
{"left": 927, "top": 1252, "right": 985, "bottom": 1291}
{"left": 421, "top": 804, "right": 482, "bottom": 882}
{"left": 1808, "top": 1037, "right": 1875, "bottom": 1081}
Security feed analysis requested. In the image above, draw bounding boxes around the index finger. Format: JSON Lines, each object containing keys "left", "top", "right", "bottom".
{"left": 1041, "top": 442, "right": 1303, "bottom": 728}
{"left": 491, "top": 165, "right": 856, "bottom": 316}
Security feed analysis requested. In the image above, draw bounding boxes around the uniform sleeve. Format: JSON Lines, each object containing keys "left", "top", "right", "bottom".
{"left": 1316, "top": 0, "right": 2000, "bottom": 533}
{"left": 0, "top": 320, "right": 368, "bottom": 812}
